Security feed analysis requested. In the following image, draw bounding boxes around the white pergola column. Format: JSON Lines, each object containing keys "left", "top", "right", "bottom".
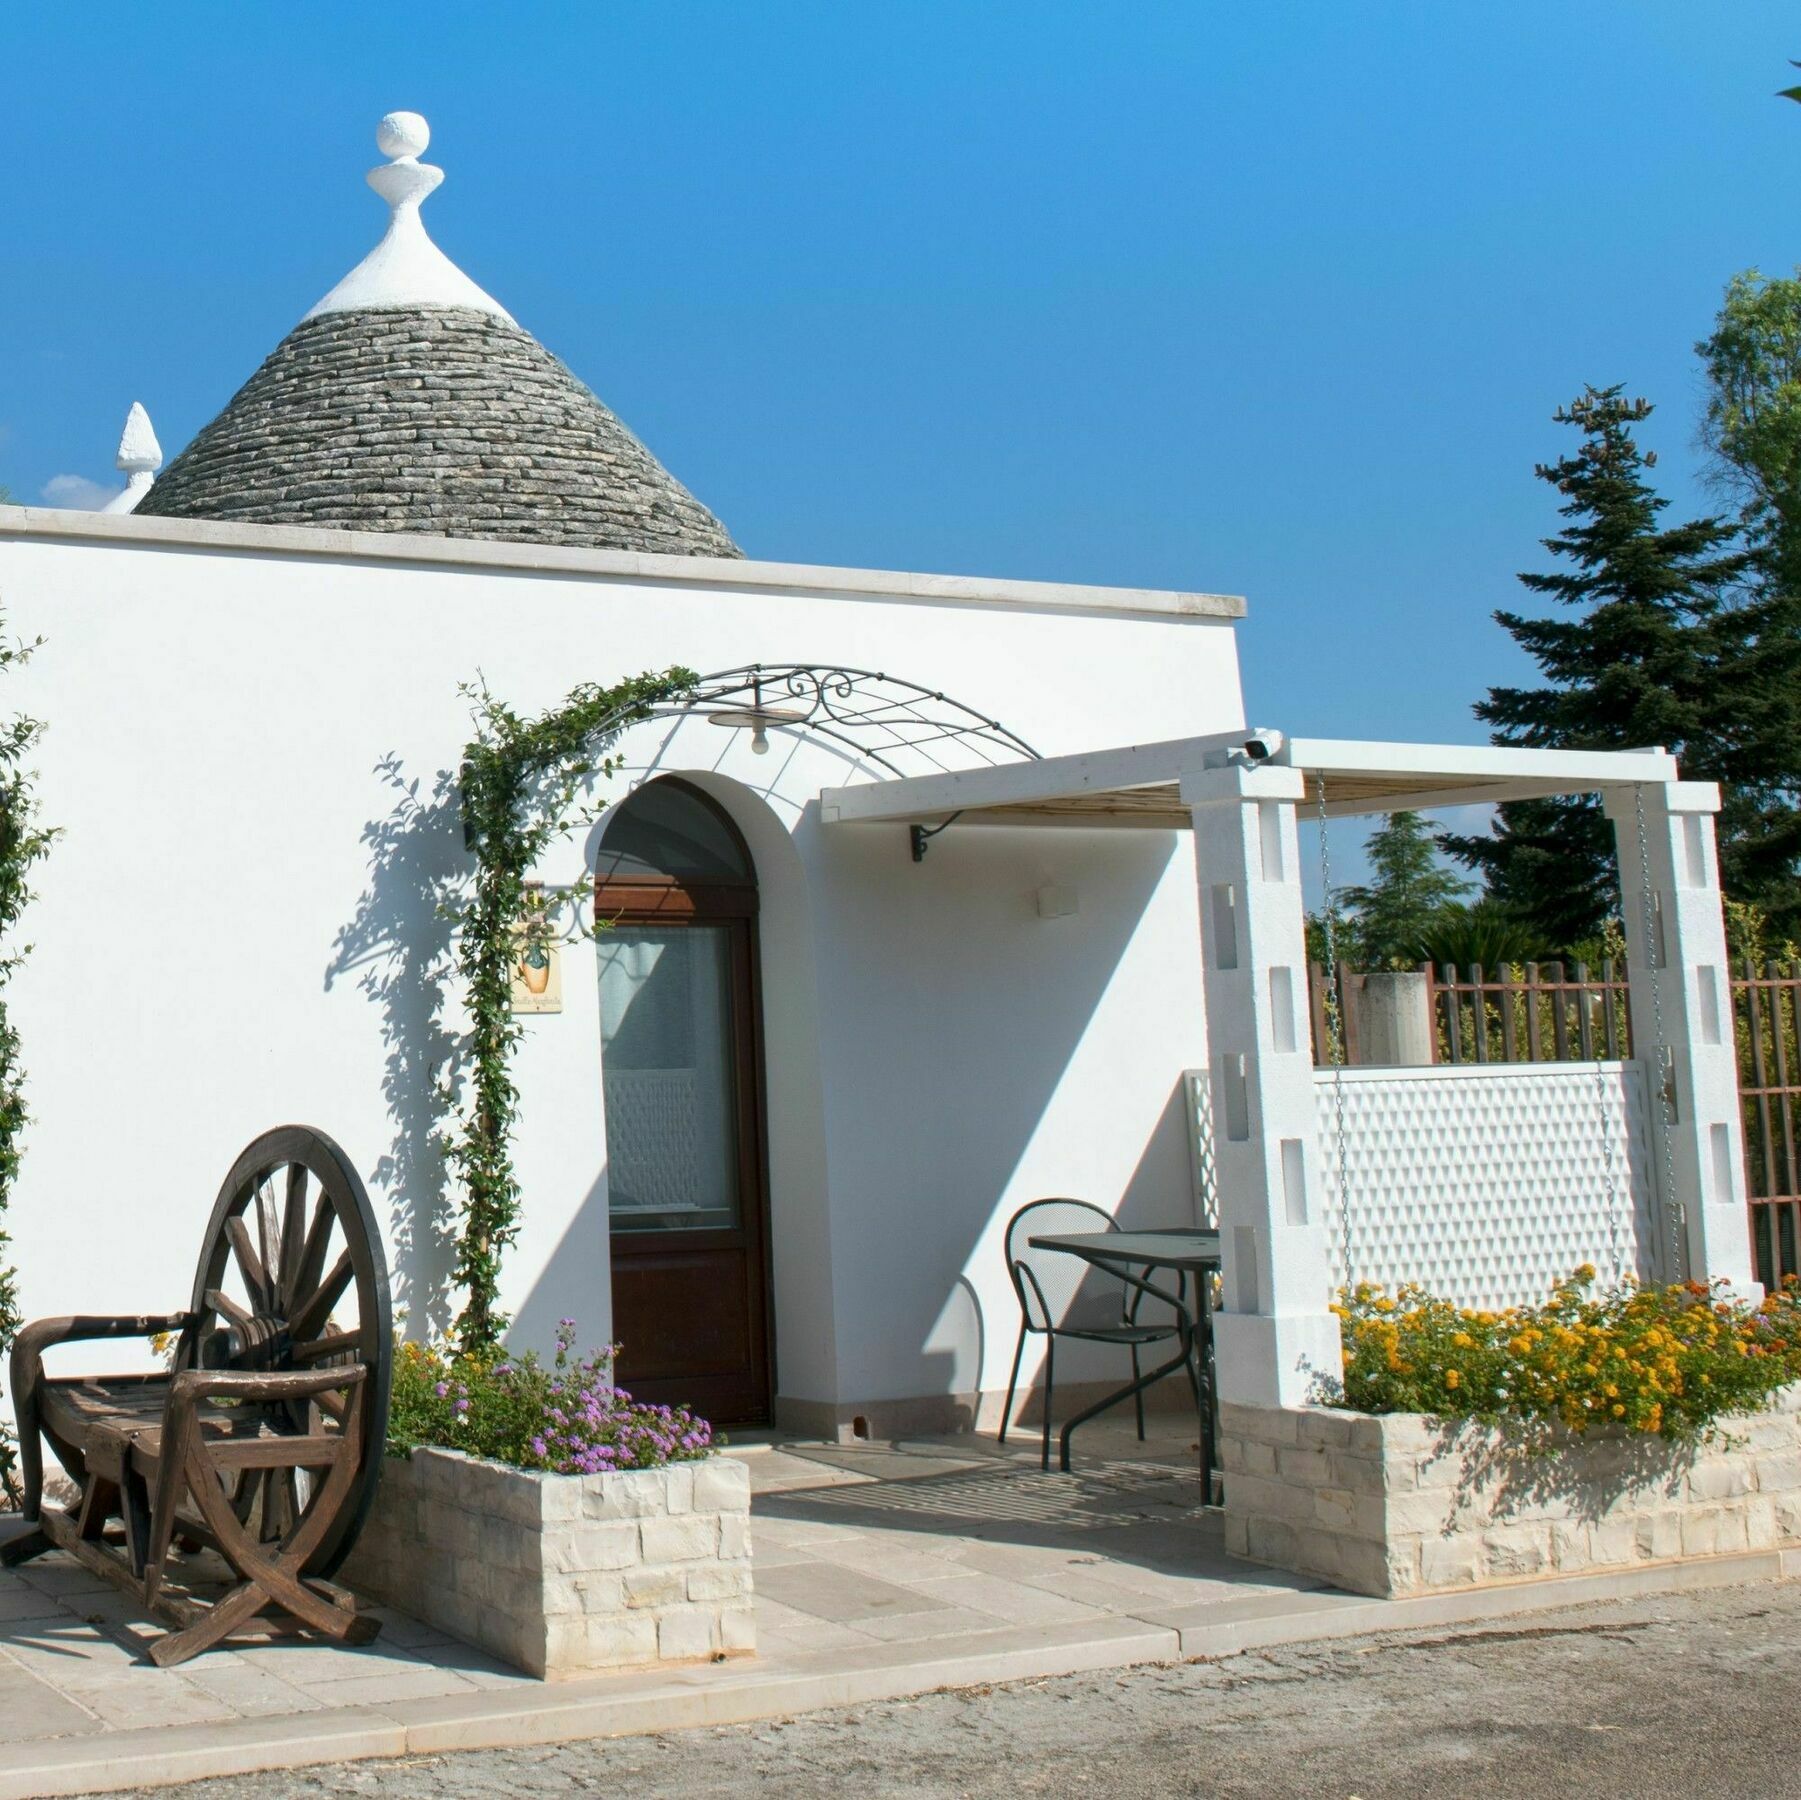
{"left": 1182, "top": 761, "right": 1342, "bottom": 1407}
{"left": 1603, "top": 780, "right": 1756, "bottom": 1292}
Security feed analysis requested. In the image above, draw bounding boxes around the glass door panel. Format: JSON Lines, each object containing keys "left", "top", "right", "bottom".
{"left": 599, "top": 924, "right": 743, "bottom": 1234}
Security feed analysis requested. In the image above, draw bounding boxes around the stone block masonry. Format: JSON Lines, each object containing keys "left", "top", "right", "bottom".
{"left": 1220, "top": 1387, "right": 1801, "bottom": 1598}
{"left": 339, "top": 1449, "right": 753, "bottom": 1678}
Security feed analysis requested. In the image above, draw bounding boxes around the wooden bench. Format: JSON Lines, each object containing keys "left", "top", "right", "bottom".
{"left": 3, "top": 1125, "right": 392, "bottom": 1666}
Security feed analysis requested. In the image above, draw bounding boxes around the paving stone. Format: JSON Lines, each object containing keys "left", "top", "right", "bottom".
{"left": 850, "top": 1603, "right": 1018, "bottom": 1644}
{"left": 14, "top": 1561, "right": 115, "bottom": 1598}
{"left": 236, "top": 1641, "right": 438, "bottom": 1683}
{"left": 752, "top": 1563, "right": 953, "bottom": 1625}
{"left": 904, "top": 1571, "right": 1121, "bottom": 1626}
{"left": 0, "top": 1663, "right": 101, "bottom": 1741}
{"left": 284, "top": 1665, "right": 483, "bottom": 1707}
{"left": 0, "top": 1580, "right": 76, "bottom": 1623}
{"left": 67, "top": 1678, "right": 241, "bottom": 1732}
{"left": 173, "top": 1662, "right": 328, "bottom": 1720}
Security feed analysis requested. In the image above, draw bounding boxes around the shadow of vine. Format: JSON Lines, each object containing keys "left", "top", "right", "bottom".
{"left": 1433, "top": 1416, "right": 1693, "bottom": 1531}
{"left": 325, "top": 755, "right": 469, "bottom": 1340}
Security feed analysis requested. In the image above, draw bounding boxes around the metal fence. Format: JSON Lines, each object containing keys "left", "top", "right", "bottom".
{"left": 1734, "top": 960, "right": 1801, "bottom": 1289}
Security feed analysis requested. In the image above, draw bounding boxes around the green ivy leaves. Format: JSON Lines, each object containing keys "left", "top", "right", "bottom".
{"left": 446, "top": 666, "right": 697, "bottom": 1356}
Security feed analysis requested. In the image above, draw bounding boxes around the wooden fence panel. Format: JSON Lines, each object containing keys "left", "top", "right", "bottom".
{"left": 1736, "top": 958, "right": 1801, "bottom": 1289}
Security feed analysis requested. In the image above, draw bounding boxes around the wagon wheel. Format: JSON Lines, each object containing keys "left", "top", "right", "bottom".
{"left": 184, "top": 1124, "right": 392, "bottom": 1579}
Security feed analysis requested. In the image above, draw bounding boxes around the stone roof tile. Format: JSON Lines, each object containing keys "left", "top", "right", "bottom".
{"left": 138, "top": 306, "right": 741, "bottom": 558}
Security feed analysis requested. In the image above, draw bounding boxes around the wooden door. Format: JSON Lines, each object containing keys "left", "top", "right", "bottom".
{"left": 596, "top": 780, "right": 773, "bottom": 1425}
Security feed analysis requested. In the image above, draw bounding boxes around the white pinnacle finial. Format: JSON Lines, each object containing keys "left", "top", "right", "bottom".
{"left": 303, "top": 112, "right": 513, "bottom": 323}
{"left": 101, "top": 403, "right": 162, "bottom": 514}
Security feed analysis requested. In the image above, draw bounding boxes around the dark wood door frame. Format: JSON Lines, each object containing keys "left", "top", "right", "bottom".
{"left": 596, "top": 793, "right": 775, "bottom": 1427}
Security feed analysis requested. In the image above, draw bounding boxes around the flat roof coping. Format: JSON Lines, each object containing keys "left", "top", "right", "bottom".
{"left": 0, "top": 506, "right": 1245, "bottom": 624}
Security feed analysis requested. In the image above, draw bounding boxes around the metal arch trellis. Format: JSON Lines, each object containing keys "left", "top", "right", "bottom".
{"left": 577, "top": 663, "right": 1044, "bottom": 861}
{"left": 467, "top": 662, "right": 1043, "bottom": 855}
{"left": 647, "top": 663, "right": 1042, "bottom": 778}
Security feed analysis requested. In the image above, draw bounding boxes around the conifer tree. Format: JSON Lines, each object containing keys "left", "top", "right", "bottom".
{"left": 1339, "top": 811, "right": 1469, "bottom": 968}
{"left": 1448, "top": 386, "right": 1800, "bottom": 946}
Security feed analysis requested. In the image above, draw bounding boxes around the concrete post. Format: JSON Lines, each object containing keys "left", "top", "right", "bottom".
{"left": 1355, "top": 972, "right": 1434, "bottom": 1067}
{"left": 1602, "top": 781, "right": 1756, "bottom": 1293}
{"left": 1182, "top": 760, "right": 1343, "bottom": 1407}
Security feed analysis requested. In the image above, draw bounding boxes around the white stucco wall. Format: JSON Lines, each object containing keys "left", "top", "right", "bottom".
{"left": 0, "top": 512, "right": 1243, "bottom": 1414}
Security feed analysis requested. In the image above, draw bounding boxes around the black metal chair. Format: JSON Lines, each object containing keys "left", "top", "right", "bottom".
{"left": 999, "top": 1197, "right": 1191, "bottom": 1472}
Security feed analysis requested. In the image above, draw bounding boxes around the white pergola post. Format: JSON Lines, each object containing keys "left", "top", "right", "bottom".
{"left": 1183, "top": 760, "right": 1342, "bottom": 1406}
{"left": 1603, "top": 780, "right": 1756, "bottom": 1292}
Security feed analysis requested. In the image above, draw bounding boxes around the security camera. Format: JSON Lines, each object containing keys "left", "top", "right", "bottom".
{"left": 1241, "top": 729, "right": 1284, "bottom": 761}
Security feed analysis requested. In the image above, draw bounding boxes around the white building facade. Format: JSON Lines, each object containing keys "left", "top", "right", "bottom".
{"left": 0, "top": 114, "right": 1756, "bottom": 1441}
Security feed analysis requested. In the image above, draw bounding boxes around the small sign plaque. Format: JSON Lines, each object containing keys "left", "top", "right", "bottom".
{"left": 510, "top": 922, "right": 563, "bottom": 1014}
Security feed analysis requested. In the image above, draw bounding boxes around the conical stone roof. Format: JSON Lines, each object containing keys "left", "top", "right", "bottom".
{"left": 138, "top": 113, "right": 740, "bottom": 558}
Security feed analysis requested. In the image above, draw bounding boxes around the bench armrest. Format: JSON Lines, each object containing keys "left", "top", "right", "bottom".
{"left": 7, "top": 1312, "right": 196, "bottom": 1521}
{"left": 15, "top": 1313, "right": 194, "bottom": 1357}
{"left": 171, "top": 1364, "right": 367, "bottom": 1407}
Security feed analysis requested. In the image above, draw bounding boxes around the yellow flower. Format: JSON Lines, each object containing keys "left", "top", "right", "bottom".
{"left": 1452, "top": 1333, "right": 1474, "bottom": 1350}
{"left": 1445, "top": 1369, "right": 1462, "bottom": 1390}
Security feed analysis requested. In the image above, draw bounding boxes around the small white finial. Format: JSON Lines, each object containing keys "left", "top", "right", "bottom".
{"left": 376, "top": 111, "right": 430, "bottom": 160}
{"left": 102, "top": 403, "right": 162, "bottom": 513}
{"left": 304, "top": 111, "right": 512, "bottom": 323}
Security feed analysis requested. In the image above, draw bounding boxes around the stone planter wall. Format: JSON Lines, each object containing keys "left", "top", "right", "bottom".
{"left": 1220, "top": 1389, "right": 1801, "bottom": 1598}
{"left": 339, "top": 1448, "right": 753, "bottom": 1677}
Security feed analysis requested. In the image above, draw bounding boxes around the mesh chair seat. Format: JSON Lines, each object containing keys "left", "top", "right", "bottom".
{"left": 1051, "top": 1321, "right": 1176, "bottom": 1347}
{"left": 1000, "top": 1196, "right": 1196, "bottom": 1470}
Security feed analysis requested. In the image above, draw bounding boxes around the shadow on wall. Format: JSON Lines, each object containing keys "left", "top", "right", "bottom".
{"left": 324, "top": 754, "right": 467, "bottom": 1340}
{"left": 807, "top": 816, "right": 1196, "bottom": 1408}
{"left": 928, "top": 1072, "right": 1204, "bottom": 1425}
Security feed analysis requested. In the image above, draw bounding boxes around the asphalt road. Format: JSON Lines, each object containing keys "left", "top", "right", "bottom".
{"left": 98, "top": 1577, "right": 1801, "bottom": 1799}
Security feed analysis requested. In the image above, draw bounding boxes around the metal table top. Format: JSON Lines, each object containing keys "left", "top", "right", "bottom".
{"left": 1027, "top": 1228, "right": 1221, "bottom": 1272}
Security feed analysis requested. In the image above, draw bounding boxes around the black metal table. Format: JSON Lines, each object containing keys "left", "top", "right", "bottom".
{"left": 1026, "top": 1227, "right": 1220, "bottom": 1494}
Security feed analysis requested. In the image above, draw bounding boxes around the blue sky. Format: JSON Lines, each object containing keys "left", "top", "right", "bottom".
{"left": 3, "top": 3, "right": 1796, "bottom": 773}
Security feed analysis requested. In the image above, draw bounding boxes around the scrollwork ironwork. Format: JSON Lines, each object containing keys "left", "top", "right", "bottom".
{"left": 668, "top": 663, "right": 1040, "bottom": 778}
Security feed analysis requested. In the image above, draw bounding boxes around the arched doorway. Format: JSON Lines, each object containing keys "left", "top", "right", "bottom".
{"left": 595, "top": 777, "right": 773, "bottom": 1424}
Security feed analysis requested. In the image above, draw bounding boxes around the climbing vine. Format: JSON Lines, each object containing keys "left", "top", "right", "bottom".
{"left": 0, "top": 612, "right": 53, "bottom": 1504}
{"left": 446, "top": 666, "right": 697, "bottom": 1356}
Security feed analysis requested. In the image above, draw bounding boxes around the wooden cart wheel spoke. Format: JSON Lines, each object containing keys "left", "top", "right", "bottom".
{"left": 223, "top": 1218, "right": 272, "bottom": 1314}
{"left": 290, "top": 1328, "right": 363, "bottom": 1365}
{"left": 288, "top": 1191, "right": 338, "bottom": 1320}
{"left": 253, "top": 1177, "right": 281, "bottom": 1306}
{"left": 289, "top": 1251, "right": 356, "bottom": 1344}
{"left": 205, "top": 1288, "right": 255, "bottom": 1331}
{"left": 278, "top": 1165, "right": 308, "bottom": 1305}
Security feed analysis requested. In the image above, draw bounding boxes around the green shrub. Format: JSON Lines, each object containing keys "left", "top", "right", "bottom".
{"left": 1329, "top": 1268, "right": 1801, "bottom": 1441}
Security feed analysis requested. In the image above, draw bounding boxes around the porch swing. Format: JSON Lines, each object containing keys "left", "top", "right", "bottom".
{"left": 1311, "top": 775, "right": 1681, "bottom": 1300}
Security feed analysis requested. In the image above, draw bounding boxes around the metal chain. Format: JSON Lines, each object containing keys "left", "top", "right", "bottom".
{"left": 1591, "top": 1004, "right": 1626, "bottom": 1287}
{"left": 1633, "top": 784, "right": 1685, "bottom": 1281}
{"left": 1316, "top": 774, "right": 1355, "bottom": 1292}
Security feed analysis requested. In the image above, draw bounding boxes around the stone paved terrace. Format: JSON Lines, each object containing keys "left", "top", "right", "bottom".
{"left": 0, "top": 1424, "right": 1309, "bottom": 1768}
{"left": 3, "top": 1419, "right": 1790, "bottom": 1796}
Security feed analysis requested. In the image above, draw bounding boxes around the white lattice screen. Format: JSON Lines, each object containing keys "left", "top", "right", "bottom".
{"left": 1313, "top": 1062, "right": 1659, "bottom": 1311}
